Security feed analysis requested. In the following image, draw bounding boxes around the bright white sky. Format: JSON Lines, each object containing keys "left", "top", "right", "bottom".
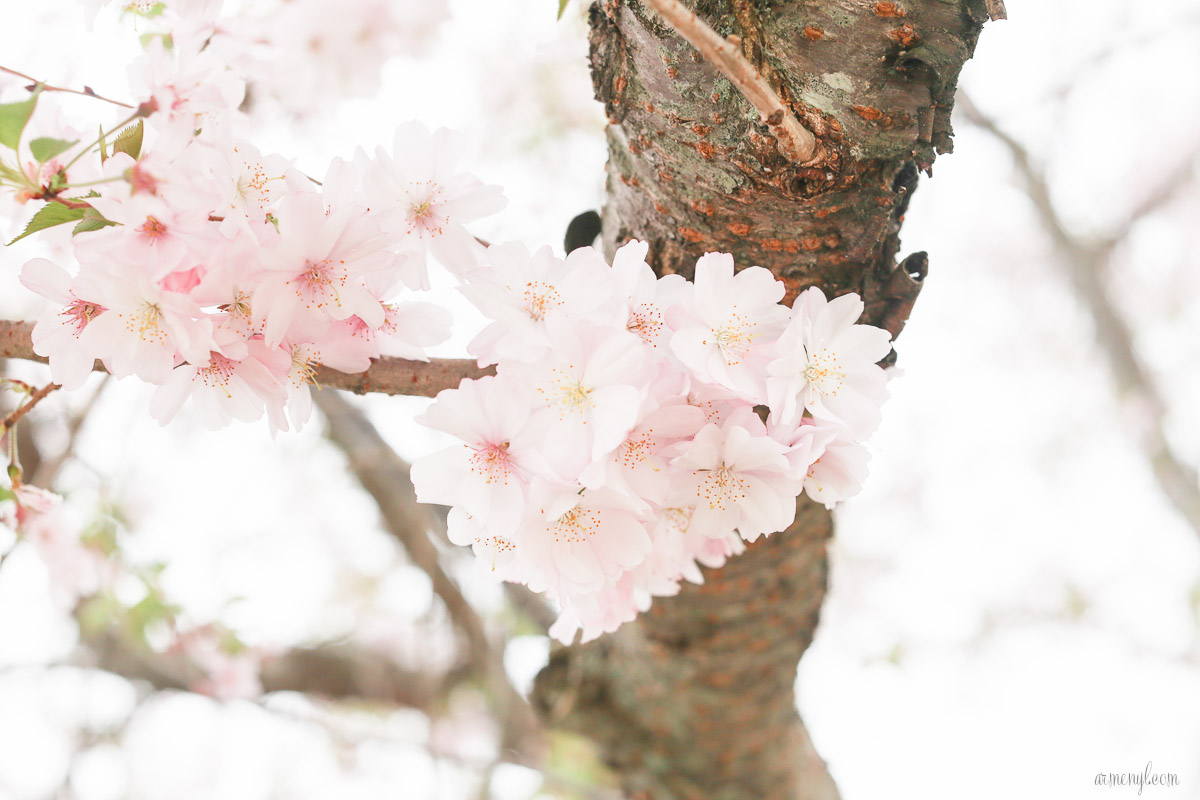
{"left": 1, "top": 0, "right": 1199, "bottom": 798}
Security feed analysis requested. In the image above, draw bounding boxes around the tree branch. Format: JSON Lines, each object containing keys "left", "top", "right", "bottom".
{"left": 0, "top": 319, "right": 492, "bottom": 398}
{"left": 314, "top": 389, "right": 545, "bottom": 758}
{"left": 1, "top": 380, "right": 60, "bottom": 437}
{"left": 79, "top": 626, "right": 459, "bottom": 714}
{"left": 958, "top": 91, "right": 1200, "bottom": 537}
{"left": 642, "top": 0, "right": 818, "bottom": 163}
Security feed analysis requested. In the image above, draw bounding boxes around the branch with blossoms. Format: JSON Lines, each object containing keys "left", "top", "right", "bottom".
{"left": 1, "top": 0, "right": 896, "bottom": 644}
{"left": 0, "top": 318, "right": 491, "bottom": 398}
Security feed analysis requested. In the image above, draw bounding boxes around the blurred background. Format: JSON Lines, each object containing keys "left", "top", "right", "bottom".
{"left": 1, "top": 0, "right": 1199, "bottom": 798}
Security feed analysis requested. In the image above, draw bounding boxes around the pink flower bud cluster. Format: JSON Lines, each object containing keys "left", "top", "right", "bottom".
{"left": 18, "top": 23, "right": 503, "bottom": 432}
{"left": 1, "top": 484, "right": 109, "bottom": 608}
{"left": 412, "top": 243, "right": 894, "bottom": 643}
{"left": 2, "top": 483, "right": 266, "bottom": 698}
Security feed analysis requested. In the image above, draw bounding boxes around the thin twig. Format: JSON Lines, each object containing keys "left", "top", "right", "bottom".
{"left": 0, "top": 65, "right": 135, "bottom": 109}
{"left": 958, "top": 91, "right": 1200, "bottom": 537}
{"left": 1, "top": 381, "right": 60, "bottom": 436}
{"left": 643, "top": 0, "right": 818, "bottom": 163}
{"left": 0, "top": 319, "right": 493, "bottom": 398}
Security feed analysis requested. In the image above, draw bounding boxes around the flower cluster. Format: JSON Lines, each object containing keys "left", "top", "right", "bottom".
{"left": 9, "top": 23, "right": 503, "bottom": 431}
{"left": 412, "top": 243, "right": 893, "bottom": 642}
{"left": 4, "top": 0, "right": 895, "bottom": 645}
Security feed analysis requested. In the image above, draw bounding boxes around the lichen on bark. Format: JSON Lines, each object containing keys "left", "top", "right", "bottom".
{"left": 532, "top": 2, "right": 994, "bottom": 797}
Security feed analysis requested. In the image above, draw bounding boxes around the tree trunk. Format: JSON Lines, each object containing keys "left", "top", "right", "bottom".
{"left": 532, "top": 0, "right": 994, "bottom": 797}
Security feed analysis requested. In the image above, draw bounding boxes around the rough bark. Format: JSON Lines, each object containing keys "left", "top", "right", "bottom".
{"left": 532, "top": 1, "right": 993, "bottom": 797}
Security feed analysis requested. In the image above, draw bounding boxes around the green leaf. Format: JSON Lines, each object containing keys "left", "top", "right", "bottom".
{"left": 80, "top": 518, "right": 120, "bottom": 556}
{"left": 0, "top": 89, "right": 40, "bottom": 151}
{"left": 76, "top": 594, "right": 121, "bottom": 637}
{"left": 0, "top": 161, "right": 25, "bottom": 185}
{"left": 99, "top": 124, "right": 109, "bottom": 165}
{"left": 0, "top": 485, "right": 15, "bottom": 504}
{"left": 7, "top": 202, "right": 86, "bottom": 245}
{"left": 72, "top": 208, "right": 117, "bottom": 235}
{"left": 28, "top": 137, "right": 77, "bottom": 163}
{"left": 111, "top": 119, "right": 143, "bottom": 161}
{"left": 557, "top": 0, "right": 570, "bottom": 18}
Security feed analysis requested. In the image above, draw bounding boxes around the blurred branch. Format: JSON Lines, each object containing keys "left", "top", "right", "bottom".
{"left": 958, "top": 91, "right": 1200, "bottom": 536}
{"left": 79, "top": 626, "right": 458, "bottom": 713}
{"left": 314, "top": 389, "right": 545, "bottom": 759}
{"left": 0, "top": 319, "right": 492, "bottom": 398}
{"left": 31, "top": 374, "right": 109, "bottom": 488}
{"left": 1101, "top": 148, "right": 1200, "bottom": 249}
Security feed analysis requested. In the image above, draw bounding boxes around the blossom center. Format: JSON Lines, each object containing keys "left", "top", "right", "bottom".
{"left": 125, "top": 301, "right": 167, "bottom": 344}
{"left": 290, "top": 258, "right": 347, "bottom": 309}
{"left": 699, "top": 464, "right": 748, "bottom": 511}
{"left": 406, "top": 182, "right": 446, "bottom": 236}
{"left": 549, "top": 506, "right": 600, "bottom": 544}
{"left": 198, "top": 353, "right": 237, "bottom": 397}
{"left": 138, "top": 215, "right": 168, "bottom": 240}
{"left": 61, "top": 299, "right": 104, "bottom": 334}
{"left": 627, "top": 304, "right": 662, "bottom": 344}
{"left": 804, "top": 348, "right": 845, "bottom": 396}
{"left": 618, "top": 432, "right": 655, "bottom": 468}
{"left": 537, "top": 368, "right": 594, "bottom": 418}
{"left": 522, "top": 281, "right": 562, "bottom": 322}
{"left": 706, "top": 311, "right": 756, "bottom": 365}
{"left": 468, "top": 441, "right": 513, "bottom": 485}
{"left": 290, "top": 346, "right": 319, "bottom": 387}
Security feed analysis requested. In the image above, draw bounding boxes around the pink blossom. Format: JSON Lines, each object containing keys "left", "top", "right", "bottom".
{"left": 72, "top": 261, "right": 214, "bottom": 383}
{"left": 515, "top": 318, "right": 649, "bottom": 480}
{"left": 608, "top": 239, "right": 688, "bottom": 349}
{"left": 149, "top": 340, "right": 288, "bottom": 429}
{"left": 9, "top": 486, "right": 105, "bottom": 609}
{"left": 668, "top": 252, "right": 789, "bottom": 401}
{"left": 359, "top": 122, "right": 505, "bottom": 287}
{"left": 802, "top": 421, "right": 872, "bottom": 509}
{"left": 517, "top": 482, "right": 652, "bottom": 601}
{"left": 462, "top": 242, "right": 613, "bottom": 365}
{"left": 252, "top": 192, "right": 395, "bottom": 347}
{"left": 766, "top": 287, "right": 892, "bottom": 435}
{"left": 412, "top": 375, "right": 540, "bottom": 538}
{"left": 20, "top": 258, "right": 109, "bottom": 391}
{"left": 669, "top": 410, "right": 803, "bottom": 542}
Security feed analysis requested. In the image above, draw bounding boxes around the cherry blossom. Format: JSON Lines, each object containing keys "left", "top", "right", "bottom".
{"left": 359, "top": 122, "right": 505, "bottom": 288}
{"left": 668, "top": 252, "right": 789, "bottom": 401}
{"left": 766, "top": 286, "right": 893, "bottom": 435}
{"left": 461, "top": 242, "right": 612, "bottom": 364}
{"left": 252, "top": 192, "right": 394, "bottom": 347}
{"left": 412, "top": 375, "right": 540, "bottom": 539}
{"left": 669, "top": 410, "right": 804, "bottom": 542}
{"left": 20, "top": 258, "right": 109, "bottom": 391}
